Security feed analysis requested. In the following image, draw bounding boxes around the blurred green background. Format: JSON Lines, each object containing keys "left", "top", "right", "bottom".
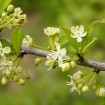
{"left": 1, "top": 0, "right": 105, "bottom": 105}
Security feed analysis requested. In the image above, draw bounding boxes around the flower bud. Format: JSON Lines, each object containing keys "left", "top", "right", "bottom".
{"left": 1, "top": 77, "right": 8, "bottom": 85}
{"left": 72, "top": 71, "right": 83, "bottom": 83}
{"left": 18, "top": 79, "right": 25, "bottom": 85}
{"left": 45, "top": 60, "right": 53, "bottom": 66}
{"left": 61, "top": 63, "right": 70, "bottom": 72}
{"left": 70, "top": 61, "right": 77, "bottom": 67}
{"left": 82, "top": 85, "right": 89, "bottom": 92}
{"left": 26, "top": 74, "right": 30, "bottom": 79}
{"left": 77, "top": 83, "right": 84, "bottom": 89}
{"left": 7, "top": 4, "right": 14, "bottom": 13}
{"left": 13, "top": 75, "right": 19, "bottom": 82}
{"left": 34, "top": 58, "right": 43, "bottom": 66}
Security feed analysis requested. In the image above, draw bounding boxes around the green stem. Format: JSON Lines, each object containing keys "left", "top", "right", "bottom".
{"left": 82, "top": 38, "right": 97, "bottom": 53}
{"left": 88, "top": 72, "right": 96, "bottom": 86}
{"left": 0, "top": 17, "right": 14, "bottom": 29}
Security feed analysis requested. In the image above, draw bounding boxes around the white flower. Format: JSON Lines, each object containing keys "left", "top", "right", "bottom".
{"left": 22, "top": 35, "right": 33, "bottom": 46}
{"left": 67, "top": 75, "right": 80, "bottom": 95}
{"left": 14, "top": 7, "right": 22, "bottom": 16}
{"left": 13, "top": 7, "right": 27, "bottom": 25}
{"left": 0, "top": 42, "right": 11, "bottom": 56}
{"left": 44, "top": 27, "right": 60, "bottom": 36}
{"left": 46, "top": 43, "right": 67, "bottom": 69}
{"left": 45, "top": 54, "right": 57, "bottom": 70}
{"left": 71, "top": 25, "right": 87, "bottom": 42}
{"left": 55, "top": 43, "right": 66, "bottom": 67}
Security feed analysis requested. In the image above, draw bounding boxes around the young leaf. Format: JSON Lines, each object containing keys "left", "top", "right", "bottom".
{"left": 58, "top": 35, "right": 68, "bottom": 47}
{"left": 10, "top": 27, "right": 24, "bottom": 53}
{"left": 61, "top": 27, "right": 77, "bottom": 49}
{"left": 81, "top": 23, "right": 94, "bottom": 49}
{"left": 0, "top": 0, "right": 12, "bottom": 15}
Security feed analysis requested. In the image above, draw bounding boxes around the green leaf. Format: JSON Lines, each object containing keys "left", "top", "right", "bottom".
{"left": 0, "top": 0, "right": 12, "bottom": 15}
{"left": 61, "top": 27, "right": 77, "bottom": 49}
{"left": 81, "top": 23, "right": 94, "bottom": 49}
{"left": 0, "top": 39, "right": 16, "bottom": 56}
{"left": 10, "top": 27, "right": 24, "bottom": 53}
{"left": 58, "top": 35, "right": 68, "bottom": 47}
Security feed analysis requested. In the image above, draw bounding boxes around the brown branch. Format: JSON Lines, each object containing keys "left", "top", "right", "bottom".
{"left": 21, "top": 45, "right": 105, "bottom": 71}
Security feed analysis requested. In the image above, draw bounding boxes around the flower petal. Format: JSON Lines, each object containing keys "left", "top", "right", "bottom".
{"left": 3, "top": 47, "right": 11, "bottom": 54}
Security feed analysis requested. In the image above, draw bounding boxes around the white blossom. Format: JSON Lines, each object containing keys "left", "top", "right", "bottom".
{"left": 22, "top": 35, "right": 33, "bottom": 46}
{"left": 0, "top": 42, "right": 11, "bottom": 56}
{"left": 44, "top": 27, "right": 60, "bottom": 36}
{"left": 55, "top": 43, "right": 66, "bottom": 67}
{"left": 14, "top": 7, "right": 22, "bottom": 16}
{"left": 67, "top": 75, "right": 80, "bottom": 95}
{"left": 71, "top": 25, "right": 87, "bottom": 42}
{"left": 46, "top": 43, "right": 67, "bottom": 69}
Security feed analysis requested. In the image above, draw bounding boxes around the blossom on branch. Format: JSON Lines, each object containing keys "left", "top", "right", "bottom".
{"left": 67, "top": 75, "right": 80, "bottom": 95}
{"left": 44, "top": 27, "right": 60, "bottom": 36}
{"left": 46, "top": 43, "right": 67, "bottom": 69}
{"left": 71, "top": 25, "right": 87, "bottom": 42}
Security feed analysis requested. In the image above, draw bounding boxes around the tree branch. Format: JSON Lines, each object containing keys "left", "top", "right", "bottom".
{"left": 21, "top": 45, "right": 105, "bottom": 71}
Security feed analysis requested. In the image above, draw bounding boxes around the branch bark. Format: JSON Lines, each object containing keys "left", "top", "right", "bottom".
{"left": 21, "top": 45, "right": 105, "bottom": 71}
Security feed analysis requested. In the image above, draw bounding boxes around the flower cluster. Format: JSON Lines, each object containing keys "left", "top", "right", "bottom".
{"left": 0, "top": 42, "right": 27, "bottom": 85}
{"left": 67, "top": 71, "right": 95, "bottom": 95}
{"left": 0, "top": 4, "right": 27, "bottom": 29}
{"left": 44, "top": 27, "right": 60, "bottom": 36}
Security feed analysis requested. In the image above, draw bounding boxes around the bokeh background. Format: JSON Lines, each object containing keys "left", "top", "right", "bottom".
{"left": 1, "top": 0, "right": 105, "bottom": 105}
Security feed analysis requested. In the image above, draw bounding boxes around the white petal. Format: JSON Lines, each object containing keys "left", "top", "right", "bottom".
{"left": 71, "top": 34, "right": 77, "bottom": 38}
{"left": 56, "top": 43, "right": 60, "bottom": 52}
{"left": 71, "top": 26, "right": 76, "bottom": 33}
{"left": 81, "top": 31, "right": 87, "bottom": 37}
{"left": 77, "top": 37, "right": 82, "bottom": 42}
{"left": 58, "top": 57, "right": 63, "bottom": 67}
{"left": 61, "top": 48, "right": 66, "bottom": 56}
{"left": 3, "top": 47, "right": 11, "bottom": 54}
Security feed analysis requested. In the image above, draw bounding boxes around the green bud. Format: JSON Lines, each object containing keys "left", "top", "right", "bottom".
{"left": 18, "top": 79, "right": 25, "bottom": 85}
{"left": 82, "top": 85, "right": 89, "bottom": 92}
{"left": 61, "top": 63, "right": 70, "bottom": 72}
{"left": 26, "top": 74, "right": 30, "bottom": 79}
{"left": 45, "top": 60, "right": 53, "bottom": 66}
{"left": 1, "top": 77, "right": 8, "bottom": 85}
{"left": 70, "top": 61, "right": 77, "bottom": 67}
{"left": 7, "top": 4, "right": 14, "bottom": 13}
{"left": 13, "top": 75, "right": 19, "bottom": 82}
{"left": 34, "top": 58, "right": 43, "bottom": 66}
{"left": 77, "top": 83, "right": 84, "bottom": 89}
